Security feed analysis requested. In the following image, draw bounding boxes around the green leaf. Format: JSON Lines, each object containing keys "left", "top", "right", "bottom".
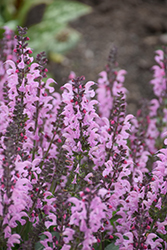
{"left": 157, "top": 232, "right": 167, "bottom": 242}
{"left": 93, "top": 241, "right": 118, "bottom": 250}
{"left": 93, "top": 243, "right": 102, "bottom": 250}
{"left": 110, "top": 214, "right": 122, "bottom": 226}
{"left": 3, "top": 19, "right": 18, "bottom": 30}
{"left": 16, "top": 0, "right": 53, "bottom": 26}
{"left": 0, "top": 0, "right": 17, "bottom": 22}
{"left": 123, "top": 235, "right": 129, "bottom": 240}
{"left": 27, "top": 23, "right": 80, "bottom": 55}
{"left": 0, "top": 27, "right": 5, "bottom": 39}
{"left": 51, "top": 231, "right": 59, "bottom": 239}
{"left": 105, "top": 243, "right": 119, "bottom": 250}
{"left": 0, "top": 14, "right": 5, "bottom": 26}
{"left": 26, "top": 0, "right": 91, "bottom": 58}
{"left": 35, "top": 241, "right": 44, "bottom": 250}
{"left": 43, "top": 0, "right": 91, "bottom": 24}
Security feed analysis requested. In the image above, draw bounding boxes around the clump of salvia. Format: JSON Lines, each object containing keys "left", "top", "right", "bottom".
{"left": 0, "top": 26, "right": 167, "bottom": 250}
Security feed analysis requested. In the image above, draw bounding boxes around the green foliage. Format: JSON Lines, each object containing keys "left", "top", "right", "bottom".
{"left": 0, "top": 0, "right": 91, "bottom": 62}
{"left": 27, "top": 0, "right": 91, "bottom": 59}
{"left": 0, "top": 27, "right": 5, "bottom": 39}
{"left": 105, "top": 243, "right": 119, "bottom": 250}
{"left": 35, "top": 242, "right": 44, "bottom": 250}
{"left": 93, "top": 242, "right": 119, "bottom": 250}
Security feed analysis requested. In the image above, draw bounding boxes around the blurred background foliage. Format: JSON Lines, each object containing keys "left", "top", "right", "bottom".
{"left": 0, "top": 0, "right": 91, "bottom": 62}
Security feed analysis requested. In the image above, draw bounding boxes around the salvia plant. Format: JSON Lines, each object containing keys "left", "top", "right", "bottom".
{"left": 0, "top": 26, "right": 167, "bottom": 250}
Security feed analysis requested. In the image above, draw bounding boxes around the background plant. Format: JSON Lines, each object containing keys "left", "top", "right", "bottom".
{"left": 0, "top": 0, "right": 91, "bottom": 62}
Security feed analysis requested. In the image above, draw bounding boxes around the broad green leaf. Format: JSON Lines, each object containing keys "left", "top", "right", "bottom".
{"left": 35, "top": 241, "right": 44, "bottom": 250}
{"left": 28, "top": 26, "right": 80, "bottom": 56}
{"left": 93, "top": 243, "right": 101, "bottom": 250}
{"left": 105, "top": 243, "right": 119, "bottom": 250}
{"left": 0, "top": 0, "right": 17, "bottom": 22}
{"left": 25, "top": 0, "right": 91, "bottom": 57}
{"left": 0, "top": 14, "right": 5, "bottom": 25}
{"left": 3, "top": 19, "right": 18, "bottom": 30}
{"left": 0, "top": 28, "right": 5, "bottom": 39}
{"left": 16, "top": 0, "right": 53, "bottom": 26}
{"left": 43, "top": 0, "right": 91, "bottom": 24}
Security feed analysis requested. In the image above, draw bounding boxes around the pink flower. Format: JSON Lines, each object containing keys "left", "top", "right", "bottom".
{"left": 61, "top": 245, "right": 71, "bottom": 250}
{"left": 68, "top": 71, "right": 76, "bottom": 80}
{"left": 149, "top": 99, "right": 159, "bottom": 116}
{"left": 82, "top": 230, "right": 97, "bottom": 249}
{"left": 45, "top": 213, "right": 57, "bottom": 229}
{"left": 5, "top": 60, "right": 16, "bottom": 75}
{"left": 9, "top": 212, "right": 28, "bottom": 227}
{"left": 45, "top": 78, "right": 56, "bottom": 93}
{"left": 85, "top": 81, "right": 96, "bottom": 98}
{"left": 116, "top": 69, "right": 127, "bottom": 83}
{"left": 89, "top": 196, "right": 107, "bottom": 232}
{"left": 69, "top": 198, "right": 86, "bottom": 227}
{"left": 40, "top": 232, "right": 52, "bottom": 248}
{"left": 154, "top": 50, "right": 164, "bottom": 67}
{"left": 4, "top": 226, "right": 11, "bottom": 238}
{"left": 122, "top": 232, "right": 133, "bottom": 248}
{"left": 7, "top": 234, "right": 21, "bottom": 248}
{"left": 146, "top": 233, "right": 163, "bottom": 249}
{"left": 63, "top": 228, "right": 75, "bottom": 244}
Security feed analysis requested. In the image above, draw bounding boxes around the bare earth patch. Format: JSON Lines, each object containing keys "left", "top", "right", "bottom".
{"left": 48, "top": 0, "right": 167, "bottom": 114}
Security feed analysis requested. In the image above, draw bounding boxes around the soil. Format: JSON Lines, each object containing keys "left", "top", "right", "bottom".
{"left": 48, "top": 0, "right": 167, "bottom": 114}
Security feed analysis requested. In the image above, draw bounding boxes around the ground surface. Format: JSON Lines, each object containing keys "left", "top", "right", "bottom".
{"left": 49, "top": 0, "right": 167, "bottom": 114}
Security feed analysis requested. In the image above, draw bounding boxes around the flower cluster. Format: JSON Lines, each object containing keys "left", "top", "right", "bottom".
{"left": 0, "top": 26, "right": 167, "bottom": 250}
